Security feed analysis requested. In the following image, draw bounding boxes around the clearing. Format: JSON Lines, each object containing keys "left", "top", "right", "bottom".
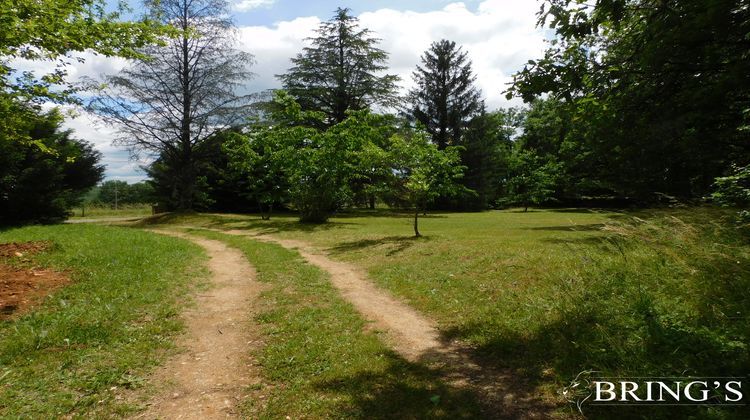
{"left": 222, "top": 229, "right": 554, "bottom": 416}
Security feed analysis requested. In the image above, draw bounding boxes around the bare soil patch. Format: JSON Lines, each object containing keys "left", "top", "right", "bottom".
{"left": 0, "top": 241, "right": 69, "bottom": 320}
{"left": 139, "top": 231, "right": 266, "bottom": 419}
{"left": 0, "top": 240, "right": 52, "bottom": 258}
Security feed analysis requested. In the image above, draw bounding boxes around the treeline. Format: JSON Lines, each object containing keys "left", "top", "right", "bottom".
{"left": 510, "top": 0, "right": 750, "bottom": 210}
{"left": 114, "top": 1, "right": 747, "bottom": 219}
{"left": 85, "top": 180, "right": 154, "bottom": 207}
{"left": 2, "top": 0, "right": 748, "bottom": 225}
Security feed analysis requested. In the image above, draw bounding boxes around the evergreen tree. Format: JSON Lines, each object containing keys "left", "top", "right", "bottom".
{"left": 459, "top": 108, "right": 518, "bottom": 210}
{"left": 0, "top": 105, "right": 103, "bottom": 225}
{"left": 409, "top": 39, "right": 483, "bottom": 149}
{"left": 278, "top": 8, "right": 399, "bottom": 126}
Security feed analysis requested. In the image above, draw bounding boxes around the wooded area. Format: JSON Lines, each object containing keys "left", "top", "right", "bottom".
{"left": 1, "top": 0, "right": 748, "bottom": 227}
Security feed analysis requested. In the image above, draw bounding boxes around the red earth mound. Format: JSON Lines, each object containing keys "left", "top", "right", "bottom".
{"left": 0, "top": 241, "right": 70, "bottom": 320}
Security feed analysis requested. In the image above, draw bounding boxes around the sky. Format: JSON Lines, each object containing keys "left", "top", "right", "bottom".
{"left": 26, "top": 0, "right": 548, "bottom": 183}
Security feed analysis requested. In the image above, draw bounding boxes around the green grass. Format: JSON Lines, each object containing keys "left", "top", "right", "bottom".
{"left": 148, "top": 207, "right": 750, "bottom": 418}
{"left": 189, "top": 229, "right": 484, "bottom": 419}
{"left": 0, "top": 224, "right": 207, "bottom": 418}
{"left": 69, "top": 203, "right": 153, "bottom": 219}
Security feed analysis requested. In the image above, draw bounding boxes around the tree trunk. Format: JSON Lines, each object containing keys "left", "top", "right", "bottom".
{"left": 368, "top": 194, "right": 375, "bottom": 209}
{"left": 414, "top": 207, "right": 421, "bottom": 237}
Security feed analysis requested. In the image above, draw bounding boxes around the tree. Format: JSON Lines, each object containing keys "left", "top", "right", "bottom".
{"left": 96, "top": 180, "right": 154, "bottom": 206}
{"left": 89, "top": 0, "right": 255, "bottom": 210}
{"left": 508, "top": 0, "right": 750, "bottom": 202}
{"left": 1, "top": 0, "right": 160, "bottom": 106}
{"left": 712, "top": 164, "right": 750, "bottom": 223}
{"left": 222, "top": 129, "right": 290, "bottom": 220}
{"left": 409, "top": 39, "right": 483, "bottom": 150}
{"left": 457, "top": 108, "right": 519, "bottom": 210}
{"left": 388, "top": 132, "right": 465, "bottom": 236}
{"left": 504, "top": 149, "right": 560, "bottom": 212}
{"left": 0, "top": 106, "right": 103, "bottom": 225}
{"left": 278, "top": 7, "right": 399, "bottom": 126}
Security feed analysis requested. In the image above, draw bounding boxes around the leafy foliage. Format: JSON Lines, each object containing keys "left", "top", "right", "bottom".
{"left": 0, "top": 106, "right": 103, "bottom": 225}
{"left": 713, "top": 164, "right": 750, "bottom": 223}
{"left": 456, "top": 109, "right": 518, "bottom": 210}
{"left": 508, "top": 0, "right": 750, "bottom": 202}
{"left": 503, "top": 149, "right": 561, "bottom": 211}
{"left": 278, "top": 7, "right": 399, "bottom": 126}
{"left": 387, "top": 132, "right": 465, "bottom": 236}
{"left": 92, "top": 180, "right": 154, "bottom": 206}
{"left": 0, "top": 0, "right": 161, "bottom": 106}
{"left": 224, "top": 92, "right": 465, "bottom": 228}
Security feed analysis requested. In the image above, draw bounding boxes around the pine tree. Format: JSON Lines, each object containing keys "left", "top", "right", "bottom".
{"left": 278, "top": 8, "right": 399, "bottom": 126}
{"left": 410, "top": 39, "right": 483, "bottom": 150}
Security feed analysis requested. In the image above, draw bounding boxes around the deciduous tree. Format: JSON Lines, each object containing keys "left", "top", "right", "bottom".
{"left": 89, "top": 0, "right": 255, "bottom": 210}
{"left": 388, "top": 132, "right": 465, "bottom": 236}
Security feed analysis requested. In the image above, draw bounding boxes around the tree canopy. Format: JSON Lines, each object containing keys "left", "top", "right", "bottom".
{"left": 0, "top": 106, "right": 103, "bottom": 224}
{"left": 278, "top": 7, "right": 399, "bottom": 126}
{"left": 508, "top": 0, "right": 750, "bottom": 202}
{"left": 1, "top": 0, "right": 161, "bottom": 105}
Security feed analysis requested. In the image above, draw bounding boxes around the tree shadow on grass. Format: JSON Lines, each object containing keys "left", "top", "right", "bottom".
{"left": 327, "top": 235, "right": 430, "bottom": 256}
{"left": 439, "top": 286, "right": 750, "bottom": 419}
{"left": 313, "top": 353, "right": 486, "bottom": 419}
{"left": 332, "top": 209, "right": 448, "bottom": 219}
{"left": 206, "top": 217, "right": 358, "bottom": 235}
{"left": 312, "top": 347, "right": 560, "bottom": 419}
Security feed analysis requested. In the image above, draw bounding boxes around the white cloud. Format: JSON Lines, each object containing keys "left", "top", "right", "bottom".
{"left": 233, "top": 0, "right": 275, "bottom": 12}
{"left": 236, "top": 0, "right": 545, "bottom": 109}
{"left": 237, "top": 16, "right": 320, "bottom": 93}
{"left": 10, "top": 51, "right": 129, "bottom": 86}
{"left": 42, "top": 104, "right": 151, "bottom": 182}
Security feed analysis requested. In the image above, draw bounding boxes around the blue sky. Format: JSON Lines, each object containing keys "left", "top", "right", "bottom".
{"left": 41, "top": 0, "right": 547, "bottom": 182}
{"left": 231, "top": 1, "right": 484, "bottom": 25}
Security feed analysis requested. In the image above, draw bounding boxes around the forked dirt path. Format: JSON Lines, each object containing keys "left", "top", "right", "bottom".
{"left": 138, "top": 231, "right": 265, "bottom": 419}
{"left": 218, "top": 229, "right": 560, "bottom": 419}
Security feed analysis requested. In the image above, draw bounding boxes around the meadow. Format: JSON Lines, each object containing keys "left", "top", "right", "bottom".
{"left": 68, "top": 203, "right": 153, "bottom": 219}
{"left": 1, "top": 207, "right": 748, "bottom": 418}
{"left": 144, "top": 206, "right": 750, "bottom": 418}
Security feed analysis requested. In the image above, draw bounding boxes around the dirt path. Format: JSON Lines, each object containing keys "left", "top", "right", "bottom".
{"left": 220, "top": 229, "right": 559, "bottom": 419}
{"left": 139, "top": 231, "right": 265, "bottom": 419}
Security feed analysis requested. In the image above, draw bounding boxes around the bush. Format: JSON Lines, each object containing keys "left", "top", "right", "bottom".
{"left": 712, "top": 164, "right": 750, "bottom": 223}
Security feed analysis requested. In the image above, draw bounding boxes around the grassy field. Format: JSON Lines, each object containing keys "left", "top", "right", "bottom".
{"left": 0, "top": 224, "right": 206, "bottom": 418}
{"left": 68, "top": 203, "right": 153, "bottom": 219}
{"left": 189, "top": 229, "right": 485, "bottom": 418}
{"left": 143, "top": 207, "right": 750, "bottom": 418}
